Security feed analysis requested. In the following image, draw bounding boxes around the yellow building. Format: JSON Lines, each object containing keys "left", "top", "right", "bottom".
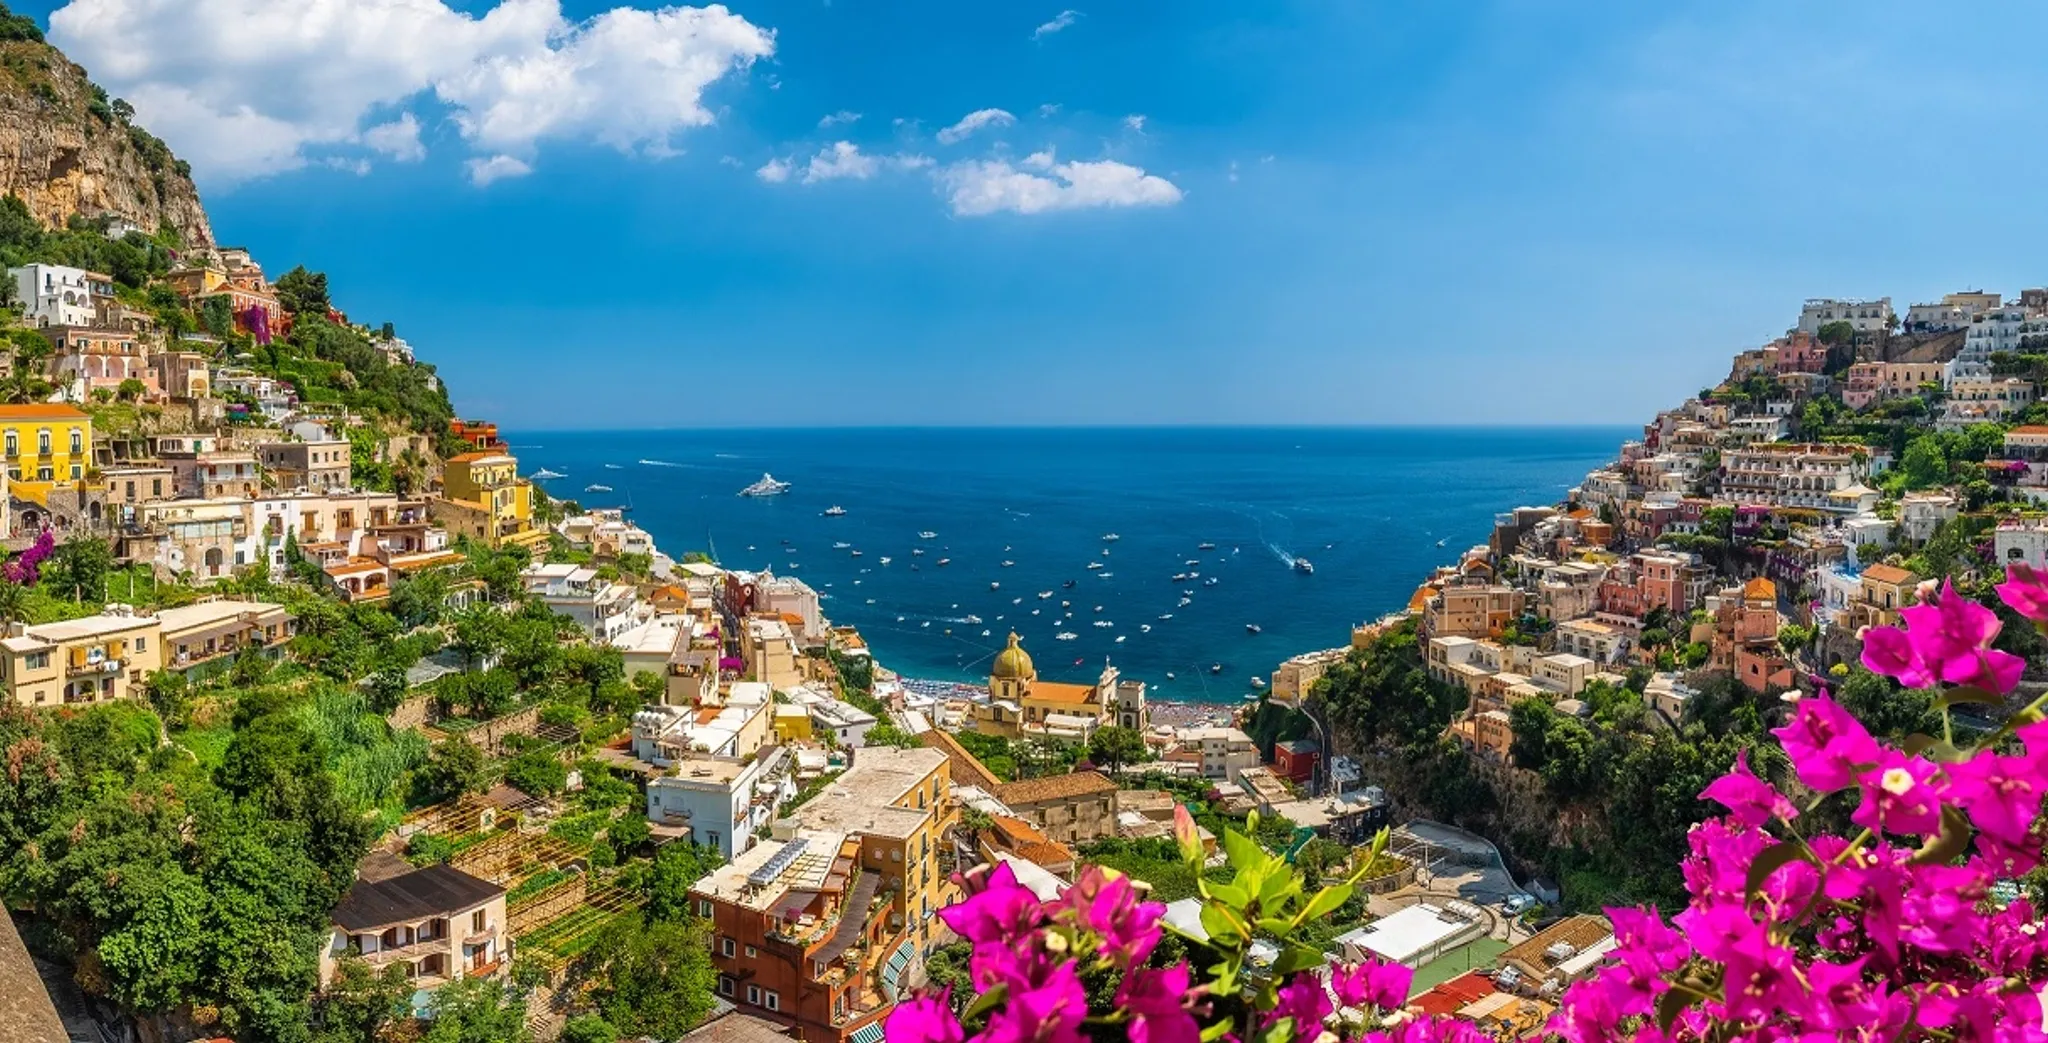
{"left": 985, "top": 632, "right": 1128, "bottom": 743}
{"left": 772, "top": 703, "right": 813, "bottom": 742}
{"left": 428, "top": 450, "right": 548, "bottom": 550}
{"left": 0, "top": 403, "right": 92, "bottom": 502}
{"left": 0, "top": 606, "right": 163, "bottom": 707}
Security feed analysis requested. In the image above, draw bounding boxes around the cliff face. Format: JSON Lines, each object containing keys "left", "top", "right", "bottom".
{"left": 0, "top": 40, "right": 212, "bottom": 247}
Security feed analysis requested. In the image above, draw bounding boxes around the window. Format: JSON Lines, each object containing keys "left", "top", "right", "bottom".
{"left": 134, "top": 637, "right": 145, "bottom": 651}
{"left": 721, "top": 937, "right": 735, "bottom": 957}
{"left": 746, "top": 985, "right": 760, "bottom": 1005}
{"left": 25, "top": 652, "right": 47, "bottom": 670}
{"left": 891, "top": 849, "right": 901, "bottom": 862}
{"left": 697, "top": 899, "right": 713, "bottom": 918}
{"left": 472, "top": 909, "right": 486, "bottom": 933}
{"left": 35, "top": 467, "right": 49, "bottom": 482}
{"left": 68, "top": 430, "right": 80, "bottom": 454}
{"left": 745, "top": 945, "right": 756, "bottom": 958}
{"left": 69, "top": 465, "right": 79, "bottom": 480}
{"left": 764, "top": 991, "right": 780, "bottom": 1012}
{"left": 36, "top": 429, "right": 47, "bottom": 455}
{"left": 708, "top": 830, "right": 720, "bottom": 848}
{"left": 151, "top": 478, "right": 161, "bottom": 496}
{"left": 718, "top": 976, "right": 734, "bottom": 997}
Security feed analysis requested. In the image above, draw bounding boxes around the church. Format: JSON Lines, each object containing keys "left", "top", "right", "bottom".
{"left": 971, "top": 632, "right": 1148, "bottom": 742}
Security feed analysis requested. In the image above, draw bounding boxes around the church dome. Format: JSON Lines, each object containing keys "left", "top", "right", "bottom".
{"left": 992, "top": 632, "right": 1035, "bottom": 679}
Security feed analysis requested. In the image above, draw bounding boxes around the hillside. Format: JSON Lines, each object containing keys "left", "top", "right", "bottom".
{"left": 0, "top": 9, "right": 211, "bottom": 246}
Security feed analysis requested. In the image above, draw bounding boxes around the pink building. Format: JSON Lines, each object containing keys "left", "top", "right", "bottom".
{"left": 1773, "top": 331, "right": 1827, "bottom": 375}
{"left": 1842, "top": 362, "right": 1884, "bottom": 410}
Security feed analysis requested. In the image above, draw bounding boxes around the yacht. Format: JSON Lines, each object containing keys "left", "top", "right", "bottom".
{"left": 1056, "top": 632, "right": 1078, "bottom": 641}
{"left": 1097, "top": 572, "right": 1113, "bottom": 578}
{"left": 532, "top": 468, "right": 566, "bottom": 480}
{"left": 919, "top": 531, "right": 939, "bottom": 539}
{"left": 1158, "top": 613, "right": 1173, "bottom": 620}
{"left": 1197, "top": 542, "right": 1216, "bottom": 551}
{"left": 990, "top": 581, "right": 1001, "bottom": 590}
{"left": 937, "top": 558, "right": 951, "bottom": 566}
{"left": 1185, "top": 559, "right": 1200, "bottom": 567}
{"left": 1246, "top": 624, "right": 1262, "bottom": 635}
{"left": 1063, "top": 580, "right": 1078, "bottom": 589}
{"left": 823, "top": 505, "right": 847, "bottom": 517}
{"left": 1102, "top": 533, "right": 1121, "bottom": 542}
{"left": 1171, "top": 573, "right": 1189, "bottom": 583}
{"left": 879, "top": 556, "right": 892, "bottom": 565}
{"left": 585, "top": 483, "right": 613, "bottom": 493}
{"left": 1094, "top": 620, "right": 1113, "bottom": 628}
{"left": 833, "top": 542, "right": 852, "bottom": 550}
{"left": 1086, "top": 561, "right": 1105, "bottom": 571}
{"left": 1001, "top": 560, "right": 1015, "bottom": 568}
{"left": 1116, "top": 635, "right": 1126, "bottom": 643}
{"left": 1294, "top": 558, "right": 1315, "bottom": 574}
{"left": 851, "top": 550, "right": 863, "bottom": 557}
{"left": 739, "top": 473, "right": 792, "bottom": 497}
{"left": 1250, "top": 677, "right": 1266, "bottom": 689}
{"left": 965, "top": 615, "right": 983, "bottom": 624}
{"left": 1038, "top": 591, "right": 1053, "bottom": 599}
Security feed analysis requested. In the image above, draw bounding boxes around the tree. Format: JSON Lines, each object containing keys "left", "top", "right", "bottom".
{"left": 45, "top": 531, "right": 115, "bottom": 601}
{"left": 561, "top": 1016, "right": 620, "bottom": 1043}
{"left": 1815, "top": 320, "right": 1856, "bottom": 347}
{"left": 412, "top": 739, "right": 489, "bottom": 805}
{"left": 503, "top": 750, "right": 568, "bottom": 797}
{"left": 592, "top": 914, "right": 720, "bottom": 1039}
{"left": 312, "top": 954, "right": 412, "bottom": 1043}
{"left": 1777, "top": 623, "right": 1815, "bottom": 657}
{"left": 420, "top": 977, "right": 531, "bottom": 1043}
{"left": 644, "top": 842, "right": 726, "bottom": 923}
{"left": 275, "top": 265, "right": 332, "bottom": 316}
{"left": 862, "top": 721, "right": 923, "bottom": 749}
{"left": 201, "top": 294, "right": 235, "bottom": 338}
{"left": 1087, "top": 725, "right": 1148, "bottom": 775}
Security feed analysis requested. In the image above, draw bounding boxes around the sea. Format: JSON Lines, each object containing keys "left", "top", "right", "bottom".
{"left": 509, "top": 427, "right": 1629, "bottom": 705}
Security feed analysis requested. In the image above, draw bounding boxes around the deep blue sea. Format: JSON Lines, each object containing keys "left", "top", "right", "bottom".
{"left": 509, "top": 428, "right": 1627, "bottom": 703}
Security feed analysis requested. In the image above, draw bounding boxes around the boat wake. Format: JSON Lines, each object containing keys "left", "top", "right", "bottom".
{"left": 640, "top": 459, "right": 693, "bottom": 468}
{"left": 1266, "top": 541, "right": 1299, "bottom": 568}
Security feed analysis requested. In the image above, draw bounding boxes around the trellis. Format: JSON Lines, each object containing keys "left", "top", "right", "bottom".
{"left": 514, "top": 882, "right": 646, "bottom": 964}
{"left": 451, "top": 829, "right": 583, "bottom": 886}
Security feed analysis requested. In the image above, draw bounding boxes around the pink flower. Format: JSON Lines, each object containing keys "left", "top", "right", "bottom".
{"left": 1861, "top": 625, "right": 1937, "bottom": 688}
{"left": 1899, "top": 579, "right": 2002, "bottom": 662}
{"left": 1331, "top": 957, "right": 1412, "bottom": 1012}
{"left": 883, "top": 989, "right": 963, "bottom": 1043}
{"left": 1053, "top": 865, "right": 1165, "bottom": 967}
{"left": 1769, "top": 692, "right": 1879, "bottom": 792}
{"left": 1850, "top": 750, "right": 1944, "bottom": 836}
{"left": 1946, "top": 747, "right": 2043, "bottom": 845}
{"left": 1262, "top": 972, "right": 1333, "bottom": 1042}
{"left": 1697, "top": 751, "right": 1796, "bottom": 829}
{"left": 936, "top": 862, "right": 1043, "bottom": 949}
{"left": 981, "top": 960, "right": 1086, "bottom": 1043}
{"left": 1998, "top": 561, "right": 2048, "bottom": 622}
{"left": 1117, "top": 965, "right": 1200, "bottom": 1043}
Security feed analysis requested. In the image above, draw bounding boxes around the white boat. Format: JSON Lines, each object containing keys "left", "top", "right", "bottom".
{"left": 740, "top": 473, "right": 792, "bottom": 497}
{"left": 851, "top": 550, "right": 863, "bottom": 558}
{"left": 965, "top": 615, "right": 983, "bottom": 624}
{"left": 1093, "top": 620, "right": 1113, "bottom": 628}
{"left": 1001, "top": 560, "right": 1015, "bottom": 568}
{"left": 1204, "top": 577, "right": 1220, "bottom": 587}
{"left": 1102, "top": 533, "right": 1121, "bottom": 542}
{"left": 585, "top": 483, "right": 613, "bottom": 493}
{"left": 1436, "top": 538, "right": 1447, "bottom": 547}
{"left": 1012, "top": 597, "right": 1023, "bottom": 604}
{"left": 1056, "top": 631, "right": 1078, "bottom": 641}
{"left": 922, "top": 621, "right": 931, "bottom": 628}
{"left": 938, "top": 558, "right": 951, "bottom": 567}
{"left": 1038, "top": 591, "right": 1052, "bottom": 599}
{"left": 1166, "top": 672, "right": 1175, "bottom": 680}
{"left": 1178, "top": 597, "right": 1192, "bottom": 607}
{"left": 912, "top": 548, "right": 925, "bottom": 556}
{"left": 1251, "top": 677, "right": 1267, "bottom": 688}
{"left": 1032, "top": 609, "right": 1041, "bottom": 615}
{"left": 823, "top": 505, "right": 847, "bottom": 517}
{"left": 833, "top": 542, "right": 852, "bottom": 549}
{"left": 989, "top": 581, "right": 1000, "bottom": 590}
{"left": 1158, "top": 613, "right": 1173, "bottom": 620}
{"left": 604, "top": 463, "right": 623, "bottom": 469}
{"left": 532, "top": 468, "right": 565, "bottom": 480}
{"left": 1086, "top": 562, "right": 1105, "bottom": 571}
{"left": 1246, "top": 624, "right": 1262, "bottom": 635}
{"left": 879, "top": 557, "right": 892, "bottom": 565}
{"left": 982, "top": 629, "right": 992, "bottom": 637}
{"left": 1172, "top": 573, "right": 1189, "bottom": 582}
{"left": 1140, "top": 624, "right": 1152, "bottom": 633}
{"left": 1197, "top": 542, "right": 1216, "bottom": 550}
{"left": 1294, "top": 558, "right": 1315, "bottom": 574}
{"left": 919, "top": 531, "right": 938, "bottom": 539}
{"left": 1097, "top": 572, "right": 1113, "bottom": 578}
{"left": 1116, "top": 635, "right": 1126, "bottom": 643}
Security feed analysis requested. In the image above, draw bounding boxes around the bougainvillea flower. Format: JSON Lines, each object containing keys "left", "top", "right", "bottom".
{"left": 883, "top": 989, "right": 962, "bottom": 1043}
{"left": 1997, "top": 561, "right": 2048, "bottom": 623}
{"left": 980, "top": 960, "right": 1087, "bottom": 1043}
{"left": 1698, "top": 750, "right": 1796, "bottom": 828}
{"left": 1116, "top": 964, "right": 1200, "bottom": 1043}
{"left": 937, "top": 862, "right": 1043, "bottom": 949}
{"left": 1769, "top": 692, "right": 1880, "bottom": 792}
{"left": 1850, "top": 750, "right": 1944, "bottom": 837}
{"left": 1861, "top": 624, "right": 1937, "bottom": 688}
{"left": 1261, "top": 972, "right": 1332, "bottom": 1042}
{"left": 1330, "top": 956, "right": 1412, "bottom": 1012}
{"left": 1946, "top": 747, "right": 2044, "bottom": 845}
{"left": 1053, "top": 865, "right": 1165, "bottom": 967}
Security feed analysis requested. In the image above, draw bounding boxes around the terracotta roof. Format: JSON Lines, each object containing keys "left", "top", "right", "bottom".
{"left": 1501, "top": 914, "right": 1614, "bottom": 976}
{"left": 0, "top": 403, "right": 88, "bottom": 420}
{"left": 2009, "top": 426, "right": 2048, "bottom": 436}
{"left": 920, "top": 728, "right": 1004, "bottom": 791}
{"left": 997, "top": 769, "right": 1117, "bottom": 806}
{"left": 982, "top": 814, "right": 1077, "bottom": 870}
{"left": 1860, "top": 563, "right": 1916, "bottom": 585}
{"left": 679, "top": 1012, "right": 796, "bottom": 1043}
{"left": 325, "top": 558, "right": 387, "bottom": 577}
{"left": 1742, "top": 576, "right": 1776, "bottom": 600}
{"left": 1026, "top": 680, "right": 1098, "bottom": 705}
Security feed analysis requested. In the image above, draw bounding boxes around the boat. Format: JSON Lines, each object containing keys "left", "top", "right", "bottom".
{"left": 851, "top": 550, "right": 863, "bottom": 557}
{"left": 1250, "top": 677, "right": 1267, "bottom": 688}
{"left": 739, "top": 473, "right": 792, "bottom": 497}
{"left": 1086, "top": 562, "right": 1105, "bottom": 571}
{"left": 1093, "top": 620, "right": 1113, "bottom": 628}
{"left": 990, "top": 581, "right": 1001, "bottom": 590}
{"left": 1032, "top": 609, "right": 1040, "bottom": 615}
{"left": 913, "top": 548, "right": 925, "bottom": 556}
{"left": 1246, "top": 624, "right": 1262, "bottom": 635}
{"left": 782, "top": 538, "right": 792, "bottom": 544}
{"left": 965, "top": 615, "right": 983, "bottom": 624}
{"left": 1056, "top": 632, "right": 1078, "bottom": 641}
{"left": 1178, "top": 597, "right": 1192, "bottom": 607}
{"left": 823, "top": 505, "right": 847, "bottom": 517}
{"left": 1140, "top": 624, "right": 1152, "bottom": 633}
{"left": 1197, "top": 542, "right": 1216, "bottom": 550}
{"left": 1097, "top": 572, "right": 1113, "bottom": 578}
{"left": 911, "top": 564, "right": 921, "bottom": 571}
{"left": 1204, "top": 577, "right": 1219, "bottom": 587}
{"left": 1436, "top": 537, "right": 1447, "bottom": 547}
{"left": 867, "top": 598, "right": 876, "bottom": 604}
{"left": 532, "top": 468, "right": 565, "bottom": 480}
{"left": 1166, "top": 672, "right": 1175, "bottom": 680}
{"left": 1102, "top": 533, "right": 1121, "bottom": 542}
{"left": 1171, "top": 573, "right": 1189, "bottom": 583}
{"left": 880, "top": 556, "right": 892, "bottom": 565}
{"left": 1294, "top": 558, "right": 1315, "bottom": 574}
{"left": 938, "top": 558, "right": 952, "bottom": 567}
{"left": 1185, "top": 559, "right": 1199, "bottom": 567}
{"left": 585, "top": 483, "right": 613, "bottom": 493}
{"left": 833, "top": 542, "right": 851, "bottom": 550}
{"left": 1038, "top": 591, "right": 1053, "bottom": 599}
{"left": 605, "top": 463, "right": 623, "bottom": 469}
{"left": 1210, "top": 663, "right": 1223, "bottom": 675}
{"left": 922, "top": 621, "right": 931, "bottom": 628}
{"left": 1001, "top": 560, "right": 1015, "bottom": 568}
{"left": 919, "top": 531, "right": 938, "bottom": 539}
{"left": 982, "top": 629, "right": 991, "bottom": 637}
{"left": 1116, "top": 635, "right": 1126, "bottom": 643}
{"left": 1063, "top": 580, "right": 1077, "bottom": 589}
{"left": 787, "top": 563, "right": 801, "bottom": 570}
{"left": 1062, "top": 601, "right": 1070, "bottom": 608}
{"left": 1158, "top": 613, "right": 1173, "bottom": 620}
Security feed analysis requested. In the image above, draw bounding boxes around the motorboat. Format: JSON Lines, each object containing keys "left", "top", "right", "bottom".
{"left": 1086, "top": 562, "right": 1105, "bottom": 571}
{"left": 1294, "top": 558, "right": 1315, "bottom": 574}
{"left": 585, "top": 483, "right": 613, "bottom": 493}
{"left": 990, "top": 581, "right": 1000, "bottom": 590}
{"left": 1097, "top": 572, "right": 1113, "bottom": 578}
{"left": 532, "top": 468, "right": 565, "bottom": 480}
{"left": 1185, "top": 560, "right": 1200, "bottom": 567}
{"left": 919, "top": 531, "right": 939, "bottom": 539}
{"left": 982, "top": 629, "right": 992, "bottom": 637}
{"left": 1011, "top": 597, "right": 1023, "bottom": 604}
{"left": 1093, "top": 620, "right": 1113, "bottom": 628}
{"left": 1158, "top": 613, "right": 1173, "bottom": 620}
{"left": 823, "top": 505, "right": 847, "bottom": 517}
{"left": 1062, "top": 601, "right": 1071, "bottom": 608}
{"left": 938, "top": 558, "right": 952, "bottom": 566}
{"left": 739, "top": 473, "right": 792, "bottom": 497}
{"left": 1057, "top": 632, "right": 1078, "bottom": 641}
{"left": 1250, "top": 677, "right": 1267, "bottom": 689}
{"left": 1204, "top": 577, "right": 1220, "bottom": 587}
{"left": 1197, "top": 542, "right": 1216, "bottom": 550}
{"left": 1001, "top": 560, "right": 1015, "bottom": 568}
{"left": 880, "top": 556, "right": 892, "bottom": 565}
{"left": 833, "top": 542, "right": 852, "bottom": 549}
{"left": 1038, "top": 591, "right": 1053, "bottom": 599}
{"left": 1209, "top": 663, "right": 1223, "bottom": 675}
{"left": 1178, "top": 597, "right": 1192, "bottom": 607}
{"left": 1103, "top": 533, "right": 1121, "bottom": 542}
{"left": 965, "top": 615, "right": 983, "bottom": 624}
{"left": 1171, "top": 573, "right": 1189, "bottom": 583}
{"left": 1063, "top": 580, "right": 1077, "bottom": 589}
{"left": 1116, "top": 635, "right": 1126, "bottom": 643}
{"left": 1140, "top": 624, "right": 1152, "bottom": 633}
{"left": 1246, "top": 624, "right": 1262, "bottom": 635}
{"left": 1166, "top": 672, "right": 1175, "bottom": 680}
{"left": 1094, "top": 605, "right": 1105, "bottom": 612}
{"left": 851, "top": 550, "right": 863, "bottom": 557}
{"left": 913, "top": 548, "right": 925, "bottom": 556}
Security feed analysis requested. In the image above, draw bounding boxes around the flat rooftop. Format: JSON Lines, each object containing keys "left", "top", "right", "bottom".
{"left": 1344, "top": 904, "right": 1478, "bottom": 964}
{"left": 154, "top": 599, "right": 286, "bottom": 632}
{"left": 692, "top": 830, "right": 847, "bottom": 910}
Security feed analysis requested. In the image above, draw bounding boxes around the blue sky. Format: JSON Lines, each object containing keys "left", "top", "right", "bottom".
{"left": 18, "top": 0, "right": 2048, "bottom": 428}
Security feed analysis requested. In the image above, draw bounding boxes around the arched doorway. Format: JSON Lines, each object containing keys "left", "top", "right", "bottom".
{"left": 203, "top": 547, "right": 224, "bottom": 577}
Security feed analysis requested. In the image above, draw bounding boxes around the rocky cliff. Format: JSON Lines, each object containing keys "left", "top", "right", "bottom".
{"left": 0, "top": 37, "right": 212, "bottom": 247}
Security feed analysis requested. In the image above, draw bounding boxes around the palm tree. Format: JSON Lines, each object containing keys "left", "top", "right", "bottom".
{"left": 0, "top": 581, "right": 27, "bottom": 626}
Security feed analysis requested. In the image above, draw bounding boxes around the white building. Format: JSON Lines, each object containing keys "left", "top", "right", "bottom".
{"left": 1720, "top": 444, "right": 1870, "bottom": 513}
{"left": 520, "top": 562, "right": 641, "bottom": 641}
{"left": 1643, "top": 672, "right": 1698, "bottom": 724}
{"left": 644, "top": 746, "right": 796, "bottom": 861}
{"left": 1938, "top": 377, "right": 2037, "bottom": 430}
{"left": 799, "top": 692, "right": 879, "bottom": 747}
{"left": 1333, "top": 902, "right": 1488, "bottom": 968}
{"left": 1797, "top": 297, "right": 1891, "bottom": 335}
{"left": 754, "top": 573, "right": 825, "bottom": 644}
{"left": 1996, "top": 518, "right": 2048, "bottom": 572}
{"left": 1175, "top": 726, "right": 1259, "bottom": 784}
{"left": 10, "top": 264, "right": 101, "bottom": 328}
{"left": 1898, "top": 492, "right": 1961, "bottom": 544}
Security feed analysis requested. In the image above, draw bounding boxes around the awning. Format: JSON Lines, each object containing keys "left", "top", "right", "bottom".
{"left": 880, "top": 939, "right": 918, "bottom": 1001}
{"left": 851, "top": 1021, "right": 886, "bottom": 1043}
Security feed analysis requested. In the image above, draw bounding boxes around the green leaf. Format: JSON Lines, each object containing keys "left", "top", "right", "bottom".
{"left": 1200, "top": 902, "right": 1249, "bottom": 943}
{"left": 1935, "top": 687, "right": 2003, "bottom": 710}
{"left": 1257, "top": 865, "right": 1300, "bottom": 908}
{"left": 1655, "top": 987, "right": 1692, "bottom": 1033}
{"left": 1270, "top": 944, "right": 1325, "bottom": 976}
{"left": 1200, "top": 1021, "right": 1235, "bottom": 1042}
{"left": 1296, "top": 883, "right": 1353, "bottom": 926}
{"left": 1255, "top": 916, "right": 1295, "bottom": 935}
{"left": 1255, "top": 1018, "right": 1295, "bottom": 1043}
{"left": 1901, "top": 733, "right": 1942, "bottom": 756}
{"left": 1204, "top": 881, "right": 1250, "bottom": 908}
{"left": 1911, "top": 805, "right": 1973, "bottom": 866}
{"left": 1743, "top": 842, "right": 1817, "bottom": 902}
{"left": 1222, "top": 828, "right": 1263, "bottom": 872}
{"left": 962, "top": 981, "right": 1009, "bottom": 1022}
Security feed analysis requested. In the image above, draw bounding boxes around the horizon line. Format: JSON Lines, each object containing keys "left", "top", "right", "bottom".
{"left": 490, "top": 421, "right": 1641, "bottom": 434}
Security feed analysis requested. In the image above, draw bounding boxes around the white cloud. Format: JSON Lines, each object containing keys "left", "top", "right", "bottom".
{"left": 1022, "top": 149, "right": 1055, "bottom": 170}
{"left": 361, "top": 112, "right": 425, "bottom": 162}
{"left": 797, "top": 141, "right": 930, "bottom": 183}
{"left": 465, "top": 154, "right": 532, "bottom": 185}
{"left": 818, "top": 110, "right": 861, "bottom": 128}
{"left": 1123, "top": 114, "right": 1146, "bottom": 133}
{"left": 1032, "top": 9, "right": 1079, "bottom": 39}
{"left": 718, "top": 154, "right": 743, "bottom": 167}
{"left": 756, "top": 157, "right": 793, "bottom": 183}
{"left": 1035, "top": 103, "right": 1061, "bottom": 118}
{"left": 938, "top": 158, "right": 1182, "bottom": 216}
{"left": 49, "top": 0, "right": 775, "bottom": 185}
{"left": 936, "top": 108, "right": 1016, "bottom": 145}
